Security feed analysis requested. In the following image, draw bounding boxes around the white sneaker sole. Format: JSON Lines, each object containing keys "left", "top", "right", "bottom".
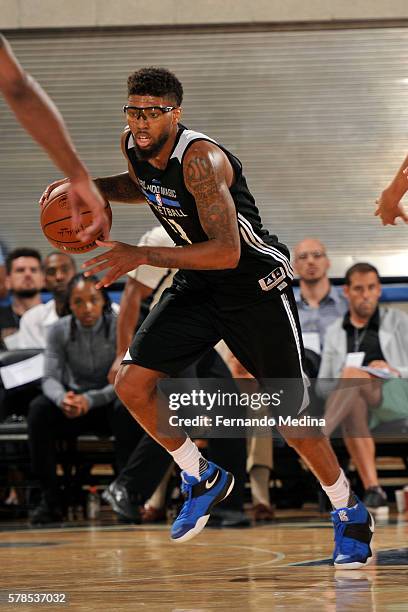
{"left": 334, "top": 554, "right": 373, "bottom": 570}
{"left": 172, "top": 476, "right": 235, "bottom": 544}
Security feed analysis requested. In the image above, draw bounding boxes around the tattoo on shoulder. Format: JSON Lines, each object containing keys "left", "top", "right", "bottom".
{"left": 186, "top": 156, "right": 212, "bottom": 182}
{"left": 185, "top": 156, "right": 219, "bottom": 200}
{"left": 184, "top": 155, "right": 237, "bottom": 247}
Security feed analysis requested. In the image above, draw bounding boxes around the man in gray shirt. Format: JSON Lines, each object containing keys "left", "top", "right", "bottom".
{"left": 294, "top": 238, "right": 348, "bottom": 363}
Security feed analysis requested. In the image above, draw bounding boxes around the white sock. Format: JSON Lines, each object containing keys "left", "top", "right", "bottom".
{"left": 169, "top": 438, "right": 208, "bottom": 479}
{"left": 321, "top": 469, "right": 354, "bottom": 509}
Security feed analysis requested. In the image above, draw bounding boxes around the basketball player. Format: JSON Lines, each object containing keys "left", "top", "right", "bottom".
{"left": 375, "top": 153, "right": 408, "bottom": 225}
{"left": 46, "top": 68, "right": 372, "bottom": 567}
{"left": 0, "top": 34, "right": 109, "bottom": 242}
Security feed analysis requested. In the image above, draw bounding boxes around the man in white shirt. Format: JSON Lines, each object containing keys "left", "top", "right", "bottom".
{"left": 0, "top": 248, "right": 44, "bottom": 342}
{"left": 6, "top": 252, "right": 76, "bottom": 349}
{"left": 104, "top": 226, "right": 176, "bottom": 521}
{"left": 108, "top": 226, "right": 176, "bottom": 383}
{"left": 105, "top": 226, "right": 249, "bottom": 528}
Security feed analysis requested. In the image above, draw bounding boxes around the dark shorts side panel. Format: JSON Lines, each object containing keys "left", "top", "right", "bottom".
{"left": 122, "top": 288, "right": 222, "bottom": 376}
{"left": 217, "top": 290, "right": 305, "bottom": 379}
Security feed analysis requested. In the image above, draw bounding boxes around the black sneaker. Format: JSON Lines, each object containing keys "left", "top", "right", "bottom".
{"left": 208, "top": 508, "right": 250, "bottom": 528}
{"left": 30, "top": 496, "right": 63, "bottom": 525}
{"left": 363, "top": 486, "right": 389, "bottom": 518}
{"left": 102, "top": 480, "right": 141, "bottom": 523}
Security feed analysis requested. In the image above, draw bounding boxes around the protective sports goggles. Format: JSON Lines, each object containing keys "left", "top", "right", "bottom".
{"left": 123, "top": 105, "right": 176, "bottom": 120}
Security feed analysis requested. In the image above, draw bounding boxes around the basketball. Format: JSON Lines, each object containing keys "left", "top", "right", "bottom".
{"left": 40, "top": 182, "right": 112, "bottom": 253}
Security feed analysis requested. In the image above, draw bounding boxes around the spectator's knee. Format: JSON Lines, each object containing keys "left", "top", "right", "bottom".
{"left": 341, "top": 366, "right": 368, "bottom": 379}
{"left": 27, "top": 396, "right": 53, "bottom": 431}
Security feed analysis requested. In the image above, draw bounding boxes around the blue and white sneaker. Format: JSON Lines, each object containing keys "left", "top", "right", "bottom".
{"left": 171, "top": 462, "right": 234, "bottom": 543}
{"left": 331, "top": 498, "right": 375, "bottom": 569}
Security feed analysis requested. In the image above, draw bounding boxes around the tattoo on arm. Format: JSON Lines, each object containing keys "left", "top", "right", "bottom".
{"left": 146, "top": 250, "right": 172, "bottom": 267}
{"left": 95, "top": 172, "right": 144, "bottom": 203}
{"left": 184, "top": 155, "right": 238, "bottom": 249}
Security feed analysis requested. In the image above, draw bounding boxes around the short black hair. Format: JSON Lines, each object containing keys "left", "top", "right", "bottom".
{"left": 45, "top": 251, "right": 76, "bottom": 269}
{"left": 6, "top": 248, "right": 42, "bottom": 274}
{"left": 345, "top": 262, "right": 380, "bottom": 286}
{"left": 127, "top": 67, "right": 183, "bottom": 107}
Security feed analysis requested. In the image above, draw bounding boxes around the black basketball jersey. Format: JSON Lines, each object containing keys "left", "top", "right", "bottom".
{"left": 124, "top": 124, "right": 293, "bottom": 309}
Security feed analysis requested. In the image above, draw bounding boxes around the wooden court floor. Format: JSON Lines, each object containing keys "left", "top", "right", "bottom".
{"left": 0, "top": 511, "right": 407, "bottom": 611}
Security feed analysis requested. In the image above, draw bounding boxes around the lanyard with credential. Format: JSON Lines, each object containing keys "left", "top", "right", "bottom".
{"left": 353, "top": 326, "right": 368, "bottom": 353}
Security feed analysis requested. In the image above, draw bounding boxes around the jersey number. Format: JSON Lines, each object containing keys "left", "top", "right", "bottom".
{"left": 163, "top": 219, "right": 192, "bottom": 244}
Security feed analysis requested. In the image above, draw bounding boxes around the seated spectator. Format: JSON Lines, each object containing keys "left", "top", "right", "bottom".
{"left": 107, "top": 226, "right": 176, "bottom": 523}
{"left": 9, "top": 252, "right": 76, "bottom": 349}
{"left": 318, "top": 263, "right": 408, "bottom": 516}
{"left": 108, "top": 225, "right": 176, "bottom": 383}
{"left": 268, "top": 238, "right": 347, "bottom": 510}
{"left": 224, "top": 348, "right": 274, "bottom": 522}
{"left": 323, "top": 375, "right": 408, "bottom": 462}
{"left": 0, "top": 252, "right": 76, "bottom": 425}
{"left": 0, "top": 248, "right": 43, "bottom": 508}
{"left": 104, "top": 226, "right": 249, "bottom": 527}
{"left": 0, "top": 248, "right": 43, "bottom": 345}
{"left": 293, "top": 238, "right": 347, "bottom": 374}
{"left": 0, "top": 242, "right": 7, "bottom": 300}
{"left": 27, "top": 274, "right": 142, "bottom": 524}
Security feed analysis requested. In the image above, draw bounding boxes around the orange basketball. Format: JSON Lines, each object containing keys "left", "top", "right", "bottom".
{"left": 40, "top": 183, "right": 112, "bottom": 254}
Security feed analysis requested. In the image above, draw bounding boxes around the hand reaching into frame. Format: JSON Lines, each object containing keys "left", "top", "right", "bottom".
{"left": 39, "top": 175, "right": 110, "bottom": 242}
{"left": 375, "top": 169, "right": 408, "bottom": 226}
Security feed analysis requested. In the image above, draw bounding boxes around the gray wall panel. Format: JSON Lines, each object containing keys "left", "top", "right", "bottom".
{"left": 1, "top": 26, "right": 407, "bottom": 275}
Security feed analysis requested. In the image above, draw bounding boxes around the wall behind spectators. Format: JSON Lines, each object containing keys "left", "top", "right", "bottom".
{"left": 2, "top": 0, "right": 408, "bottom": 28}
{"left": 1, "top": 10, "right": 408, "bottom": 277}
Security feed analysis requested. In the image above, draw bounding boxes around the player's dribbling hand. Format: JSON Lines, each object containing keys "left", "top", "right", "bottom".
{"left": 39, "top": 177, "right": 70, "bottom": 208}
{"left": 81, "top": 240, "right": 148, "bottom": 288}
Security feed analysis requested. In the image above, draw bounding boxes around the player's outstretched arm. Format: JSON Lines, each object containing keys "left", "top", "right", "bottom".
{"left": 0, "top": 34, "right": 110, "bottom": 240}
{"left": 0, "top": 33, "right": 86, "bottom": 181}
{"left": 375, "top": 154, "right": 408, "bottom": 225}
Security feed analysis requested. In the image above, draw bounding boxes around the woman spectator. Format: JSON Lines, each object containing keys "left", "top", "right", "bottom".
{"left": 27, "top": 274, "right": 142, "bottom": 524}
